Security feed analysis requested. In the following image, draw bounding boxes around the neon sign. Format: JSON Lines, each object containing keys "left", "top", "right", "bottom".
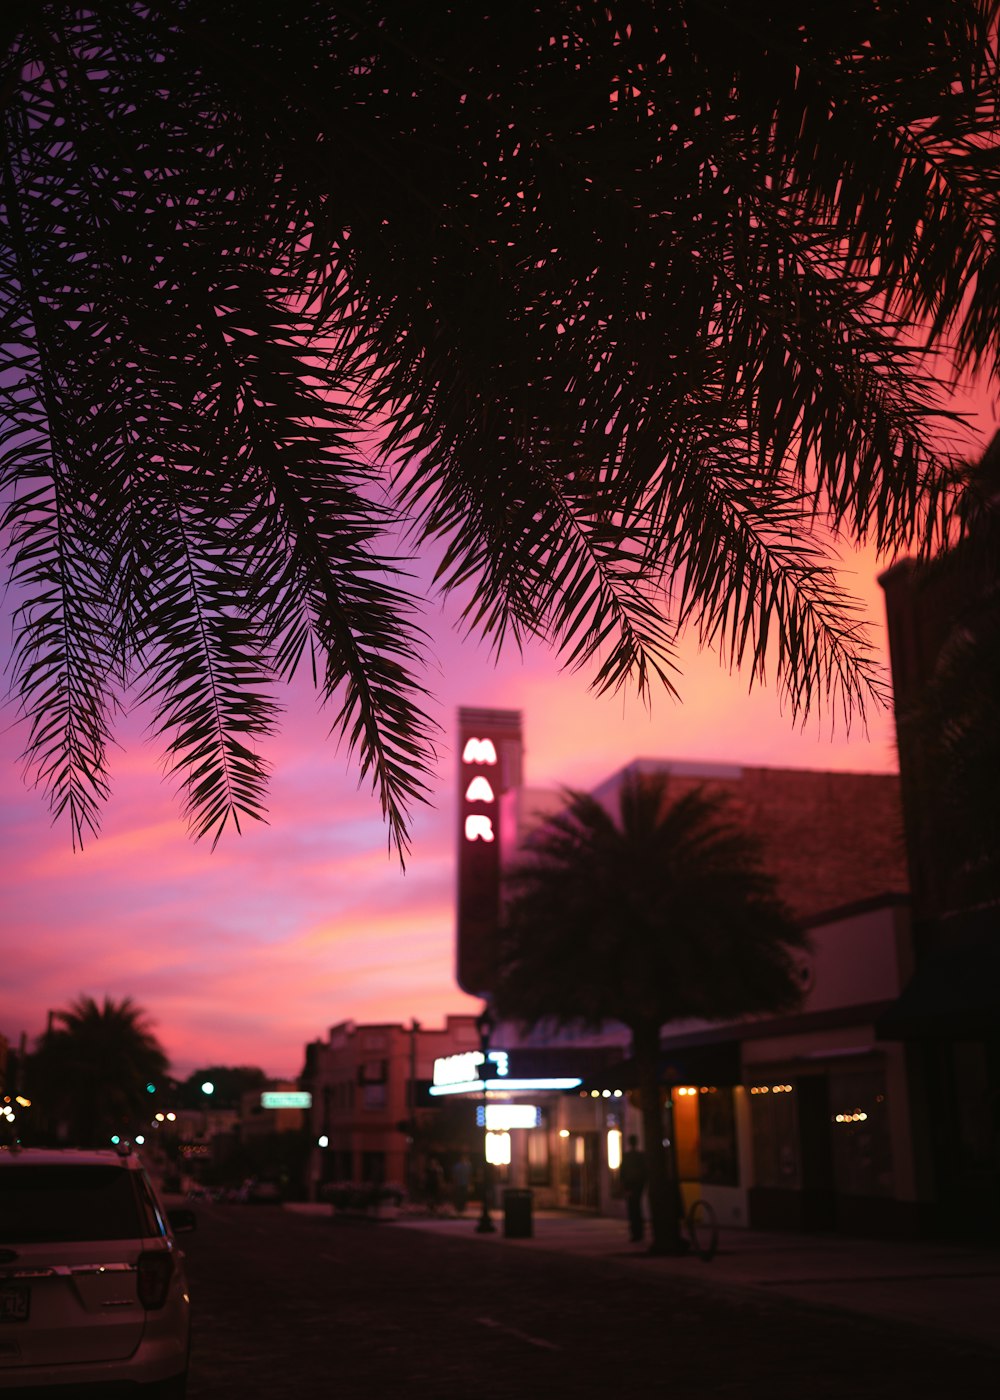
{"left": 465, "top": 814, "right": 495, "bottom": 842}
{"left": 456, "top": 708, "right": 523, "bottom": 995}
{"left": 462, "top": 737, "right": 498, "bottom": 764}
{"left": 463, "top": 737, "right": 498, "bottom": 843}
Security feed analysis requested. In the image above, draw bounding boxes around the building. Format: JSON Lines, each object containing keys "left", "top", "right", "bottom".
{"left": 455, "top": 712, "right": 934, "bottom": 1236}
{"left": 300, "top": 1016, "right": 484, "bottom": 1200}
{"left": 877, "top": 438, "right": 1000, "bottom": 1240}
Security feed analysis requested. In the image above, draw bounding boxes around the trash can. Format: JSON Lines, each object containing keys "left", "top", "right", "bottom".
{"left": 503, "top": 1188, "right": 533, "bottom": 1239}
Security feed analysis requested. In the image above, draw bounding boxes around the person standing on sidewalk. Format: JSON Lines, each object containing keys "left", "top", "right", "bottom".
{"left": 620, "top": 1134, "right": 647, "bottom": 1243}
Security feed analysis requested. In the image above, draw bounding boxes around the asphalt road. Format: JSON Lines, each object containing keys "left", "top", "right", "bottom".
{"left": 182, "top": 1204, "right": 996, "bottom": 1399}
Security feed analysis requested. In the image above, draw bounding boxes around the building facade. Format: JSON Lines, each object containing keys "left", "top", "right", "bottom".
{"left": 300, "top": 1016, "right": 482, "bottom": 1199}
{"left": 461, "top": 740, "right": 931, "bottom": 1237}
{"left": 878, "top": 445, "right": 1000, "bottom": 1241}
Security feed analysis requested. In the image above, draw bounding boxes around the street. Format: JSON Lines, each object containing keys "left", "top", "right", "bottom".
{"left": 181, "top": 1205, "right": 996, "bottom": 1399}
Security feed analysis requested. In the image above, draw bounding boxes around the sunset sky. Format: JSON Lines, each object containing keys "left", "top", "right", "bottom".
{"left": 2, "top": 405, "right": 995, "bottom": 1083}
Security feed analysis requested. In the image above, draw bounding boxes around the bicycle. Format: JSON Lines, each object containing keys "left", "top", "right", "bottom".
{"left": 682, "top": 1197, "right": 719, "bottom": 1261}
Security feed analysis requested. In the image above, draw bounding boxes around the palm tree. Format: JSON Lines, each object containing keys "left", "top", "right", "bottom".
{"left": 2, "top": 4, "right": 998, "bottom": 854}
{"left": 28, "top": 995, "right": 169, "bottom": 1148}
{"left": 492, "top": 773, "right": 807, "bottom": 1254}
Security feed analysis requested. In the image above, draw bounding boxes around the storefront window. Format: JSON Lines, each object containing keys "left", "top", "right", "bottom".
{"left": 750, "top": 1083, "right": 801, "bottom": 1189}
{"left": 527, "top": 1128, "right": 551, "bottom": 1185}
{"left": 699, "top": 1087, "right": 739, "bottom": 1186}
{"left": 829, "top": 1068, "right": 892, "bottom": 1197}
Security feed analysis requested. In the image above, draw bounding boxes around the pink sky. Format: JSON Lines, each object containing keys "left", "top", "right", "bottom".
{"left": 2, "top": 407, "right": 996, "bottom": 1081}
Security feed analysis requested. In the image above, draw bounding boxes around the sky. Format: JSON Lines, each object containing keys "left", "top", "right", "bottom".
{"left": 2, "top": 407, "right": 996, "bottom": 1082}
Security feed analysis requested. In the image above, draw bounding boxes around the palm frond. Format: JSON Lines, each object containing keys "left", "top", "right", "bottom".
{"left": 3, "top": 1, "right": 999, "bottom": 848}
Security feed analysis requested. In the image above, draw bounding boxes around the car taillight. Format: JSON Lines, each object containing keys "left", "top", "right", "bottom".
{"left": 137, "top": 1249, "right": 174, "bottom": 1309}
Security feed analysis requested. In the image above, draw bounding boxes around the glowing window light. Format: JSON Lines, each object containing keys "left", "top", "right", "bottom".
{"left": 465, "top": 814, "right": 495, "bottom": 842}
{"left": 559, "top": 1129, "right": 570, "bottom": 1138}
{"left": 485, "top": 1131, "right": 511, "bottom": 1165}
{"left": 478, "top": 1103, "right": 540, "bottom": 1130}
{"left": 676, "top": 1086, "right": 697, "bottom": 1097}
{"left": 462, "top": 737, "right": 498, "bottom": 765}
{"left": 607, "top": 1129, "right": 623, "bottom": 1171}
{"left": 465, "top": 776, "right": 496, "bottom": 803}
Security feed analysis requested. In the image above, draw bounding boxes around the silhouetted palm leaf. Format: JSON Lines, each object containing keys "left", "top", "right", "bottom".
{"left": 2, "top": 3, "right": 998, "bottom": 852}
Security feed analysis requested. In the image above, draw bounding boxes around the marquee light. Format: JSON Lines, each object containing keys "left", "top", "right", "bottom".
{"left": 429, "top": 1076, "right": 581, "bottom": 1096}
{"left": 462, "top": 737, "right": 498, "bottom": 764}
{"left": 477, "top": 1103, "right": 540, "bottom": 1130}
{"left": 433, "top": 1050, "right": 509, "bottom": 1086}
{"left": 465, "top": 776, "right": 496, "bottom": 803}
{"left": 465, "top": 814, "right": 495, "bottom": 842}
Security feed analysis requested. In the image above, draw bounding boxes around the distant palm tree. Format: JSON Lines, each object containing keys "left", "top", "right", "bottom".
{"left": 29, "top": 996, "right": 169, "bottom": 1148}
{"left": 493, "top": 773, "right": 807, "bottom": 1254}
{"left": 2, "top": 4, "right": 998, "bottom": 853}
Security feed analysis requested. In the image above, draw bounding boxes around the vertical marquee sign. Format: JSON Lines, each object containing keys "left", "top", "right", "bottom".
{"left": 455, "top": 707, "right": 523, "bottom": 995}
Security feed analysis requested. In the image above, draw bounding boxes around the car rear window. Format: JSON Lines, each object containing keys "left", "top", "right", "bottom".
{"left": 0, "top": 1164, "right": 148, "bottom": 1243}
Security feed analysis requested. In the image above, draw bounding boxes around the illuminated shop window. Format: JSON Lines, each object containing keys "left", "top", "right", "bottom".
{"left": 527, "top": 1127, "right": 551, "bottom": 1185}
{"left": 607, "top": 1129, "right": 623, "bottom": 1171}
{"left": 485, "top": 1131, "right": 511, "bottom": 1165}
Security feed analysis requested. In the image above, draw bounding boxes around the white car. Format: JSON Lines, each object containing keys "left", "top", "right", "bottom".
{"left": 0, "top": 1145, "right": 194, "bottom": 1396}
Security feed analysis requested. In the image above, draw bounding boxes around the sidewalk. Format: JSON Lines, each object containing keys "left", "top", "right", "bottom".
{"left": 389, "top": 1207, "right": 1000, "bottom": 1351}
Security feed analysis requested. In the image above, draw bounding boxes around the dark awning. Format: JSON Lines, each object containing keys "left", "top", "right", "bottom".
{"left": 877, "top": 908, "right": 1000, "bottom": 1041}
{"left": 578, "top": 1038, "right": 741, "bottom": 1092}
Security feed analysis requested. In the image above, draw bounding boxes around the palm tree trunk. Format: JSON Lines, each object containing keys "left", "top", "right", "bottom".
{"left": 632, "top": 1019, "right": 683, "bottom": 1255}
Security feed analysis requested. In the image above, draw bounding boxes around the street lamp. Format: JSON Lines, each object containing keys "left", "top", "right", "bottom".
{"left": 475, "top": 1004, "right": 496, "bottom": 1234}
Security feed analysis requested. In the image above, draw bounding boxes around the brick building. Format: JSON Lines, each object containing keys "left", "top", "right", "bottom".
{"left": 300, "top": 1016, "right": 481, "bottom": 1200}
{"left": 524, "top": 759, "right": 919, "bottom": 1235}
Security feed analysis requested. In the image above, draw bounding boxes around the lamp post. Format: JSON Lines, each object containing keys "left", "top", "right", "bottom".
{"left": 475, "top": 1004, "right": 496, "bottom": 1234}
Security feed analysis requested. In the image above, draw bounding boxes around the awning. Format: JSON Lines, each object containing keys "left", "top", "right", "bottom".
{"left": 877, "top": 909, "right": 1000, "bottom": 1041}
{"left": 578, "top": 1039, "right": 741, "bottom": 1092}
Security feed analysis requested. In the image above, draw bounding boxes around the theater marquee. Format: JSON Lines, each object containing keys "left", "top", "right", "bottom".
{"left": 455, "top": 707, "right": 523, "bottom": 995}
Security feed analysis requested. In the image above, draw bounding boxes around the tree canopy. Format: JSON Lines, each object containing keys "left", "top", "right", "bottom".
{"left": 26, "top": 994, "right": 170, "bottom": 1147}
{"left": 492, "top": 773, "right": 807, "bottom": 1250}
{"left": 2, "top": 2, "right": 998, "bottom": 854}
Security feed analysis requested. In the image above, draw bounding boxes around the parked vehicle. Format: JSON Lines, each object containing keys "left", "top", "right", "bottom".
{"left": 0, "top": 1144, "right": 194, "bottom": 1396}
{"left": 239, "top": 1177, "right": 283, "bottom": 1204}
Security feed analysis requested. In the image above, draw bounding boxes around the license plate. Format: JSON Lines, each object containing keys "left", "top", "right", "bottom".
{"left": 0, "top": 1286, "right": 29, "bottom": 1323}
